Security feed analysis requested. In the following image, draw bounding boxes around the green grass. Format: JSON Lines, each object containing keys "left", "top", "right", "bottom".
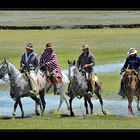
{"left": 0, "top": 114, "right": 140, "bottom": 129}
{"left": 0, "top": 28, "right": 140, "bottom": 68}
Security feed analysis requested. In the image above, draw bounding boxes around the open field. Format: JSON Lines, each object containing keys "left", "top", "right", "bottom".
{"left": 0, "top": 11, "right": 140, "bottom": 26}
{"left": 0, "top": 28, "right": 140, "bottom": 68}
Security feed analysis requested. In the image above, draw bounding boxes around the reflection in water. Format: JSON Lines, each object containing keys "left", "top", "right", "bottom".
{"left": 0, "top": 90, "right": 140, "bottom": 117}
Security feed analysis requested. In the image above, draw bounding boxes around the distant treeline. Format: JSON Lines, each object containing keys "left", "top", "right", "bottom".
{"left": 1, "top": 24, "right": 140, "bottom": 30}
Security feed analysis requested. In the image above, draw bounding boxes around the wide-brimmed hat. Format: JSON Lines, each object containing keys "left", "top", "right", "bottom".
{"left": 25, "top": 43, "right": 34, "bottom": 50}
{"left": 127, "top": 48, "right": 137, "bottom": 56}
{"left": 81, "top": 44, "right": 89, "bottom": 50}
{"left": 45, "top": 43, "right": 54, "bottom": 49}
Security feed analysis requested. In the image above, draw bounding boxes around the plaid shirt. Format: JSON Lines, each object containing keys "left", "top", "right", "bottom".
{"left": 39, "top": 49, "right": 63, "bottom": 79}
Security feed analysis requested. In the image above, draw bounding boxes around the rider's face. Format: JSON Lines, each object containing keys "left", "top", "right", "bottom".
{"left": 82, "top": 49, "right": 88, "bottom": 54}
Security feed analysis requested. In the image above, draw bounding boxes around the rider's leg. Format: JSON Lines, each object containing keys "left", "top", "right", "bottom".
{"left": 88, "top": 72, "right": 95, "bottom": 94}
{"left": 29, "top": 71, "right": 38, "bottom": 96}
{"left": 49, "top": 75, "right": 58, "bottom": 95}
{"left": 118, "top": 79, "right": 125, "bottom": 98}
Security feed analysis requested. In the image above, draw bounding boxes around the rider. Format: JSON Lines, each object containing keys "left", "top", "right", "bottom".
{"left": 39, "top": 42, "right": 63, "bottom": 95}
{"left": 118, "top": 48, "right": 140, "bottom": 98}
{"left": 20, "top": 43, "right": 39, "bottom": 96}
{"left": 76, "top": 43, "right": 96, "bottom": 95}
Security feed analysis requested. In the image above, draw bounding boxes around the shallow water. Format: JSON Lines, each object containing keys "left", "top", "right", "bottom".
{"left": 0, "top": 90, "right": 140, "bottom": 117}
{"left": 63, "top": 63, "right": 123, "bottom": 75}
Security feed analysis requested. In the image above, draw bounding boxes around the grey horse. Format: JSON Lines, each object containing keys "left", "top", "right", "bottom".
{"left": 67, "top": 60, "right": 107, "bottom": 116}
{"left": 0, "top": 59, "right": 46, "bottom": 118}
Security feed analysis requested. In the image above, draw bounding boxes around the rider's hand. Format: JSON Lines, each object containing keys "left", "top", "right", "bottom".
{"left": 84, "top": 64, "right": 89, "bottom": 68}
{"left": 20, "top": 63, "right": 25, "bottom": 67}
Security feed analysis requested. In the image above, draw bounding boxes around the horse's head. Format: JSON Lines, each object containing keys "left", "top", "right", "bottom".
{"left": 68, "top": 60, "right": 76, "bottom": 78}
{"left": 0, "top": 59, "right": 9, "bottom": 79}
{"left": 123, "top": 69, "right": 138, "bottom": 91}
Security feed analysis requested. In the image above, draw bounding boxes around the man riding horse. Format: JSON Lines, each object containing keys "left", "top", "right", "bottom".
{"left": 76, "top": 43, "right": 96, "bottom": 96}
{"left": 39, "top": 42, "right": 63, "bottom": 95}
{"left": 20, "top": 43, "right": 39, "bottom": 96}
{"left": 118, "top": 48, "right": 140, "bottom": 98}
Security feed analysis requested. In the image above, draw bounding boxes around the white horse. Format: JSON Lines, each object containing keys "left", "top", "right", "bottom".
{"left": 0, "top": 59, "right": 47, "bottom": 118}
{"left": 44, "top": 69, "right": 70, "bottom": 111}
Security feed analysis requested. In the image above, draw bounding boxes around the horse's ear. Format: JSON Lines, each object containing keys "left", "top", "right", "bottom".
{"left": 73, "top": 60, "right": 75, "bottom": 65}
{"left": 68, "top": 60, "right": 70, "bottom": 64}
{"left": 3, "top": 58, "right": 6, "bottom": 63}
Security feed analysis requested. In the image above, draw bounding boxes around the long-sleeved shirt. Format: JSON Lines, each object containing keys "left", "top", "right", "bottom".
{"left": 122, "top": 55, "right": 140, "bottom": 70}
{"left": 76, "top": 52, "right": 95, "bottom": 73}
{"left": 39, "top": 49, "right": 63, "bottom": 79}
{"left": 20, "top": 51, "right": 39, "bottom": 71}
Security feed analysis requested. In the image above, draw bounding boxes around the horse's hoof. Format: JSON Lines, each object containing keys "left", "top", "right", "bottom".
{"left": 70, "top": 112, "right": 74, "bottom": 116}
{"left": 11, "top": 117, "right": 15, "bottom": 120}
{"left": 103, "top": 111, "right": 107, "bottom": 115}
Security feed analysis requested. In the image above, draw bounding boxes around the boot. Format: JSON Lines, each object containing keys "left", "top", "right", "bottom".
{"left": 118, "top": 89, "right": 125, "bottom": 99}
{"left": 53, "top": 83, "right": 57, "bottom": 95}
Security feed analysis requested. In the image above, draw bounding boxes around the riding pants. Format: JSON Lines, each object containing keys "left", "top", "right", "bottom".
{"left": 88, "top": 72, "right": 95, "bottom": 92}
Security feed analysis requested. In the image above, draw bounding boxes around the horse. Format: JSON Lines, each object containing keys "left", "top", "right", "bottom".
{"left": 40, "top": 65, "right": 70, "bottom": 112}
{"left": 67, "top": 60, "right": 107, "bottom": 116}
{"left": 0, "top": 59, "right": 47, "bottom": 118}
{"left": 122, "top": 69, "right": 140, "bottom": 115}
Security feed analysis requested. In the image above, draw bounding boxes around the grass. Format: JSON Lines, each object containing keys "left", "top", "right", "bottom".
{"left": 0, "top": 114, "right": 140, "bottom": 129}
{"left": 0, "top": 28, "right": 140, "bottom": 68}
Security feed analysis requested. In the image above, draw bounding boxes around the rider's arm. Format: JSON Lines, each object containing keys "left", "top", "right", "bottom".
{"left": 76, "top": 55, "right": 82, "bottom": 69}
{"left": 20, "top": 53, "right": 25, "bottom": 68}
{"left": 120, "top": 57, "right": 129, "bottom": 74}
{"left": 84, "top": 54, "right": 95, "bottom": 68}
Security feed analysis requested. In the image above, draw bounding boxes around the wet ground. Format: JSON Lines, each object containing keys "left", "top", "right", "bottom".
{"left": 0, "top": 90, "right": 140, "bottom": 117}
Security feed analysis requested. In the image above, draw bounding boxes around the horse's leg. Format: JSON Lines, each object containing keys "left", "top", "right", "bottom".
{"left": 84, "top": 96, "right": 89, "bottom": 115}
{"left": 12, "top": 98, "right": 20, "bottom": 119}
{"left": 64, "top": 94, "right": 70, "bottom": 110}
{"left": 18, "top": 99, "right": 24, "bottom": 118}
{"left": 57, "top": 84, "right": 69, "bottom": 111}
{"left": 137, "top": 95, "right": 140, "bottom": 111}
{"left": 127, "top": 95, "right": 134, "bottom": 115}
{"left": 57, "top": 93, "right": 64, "bottom": 112}
{"left": 94, "top": 85, "right": 107, "bottom": 115}
{"left": 31, "top": 96, "right": 42, "bottom": 116}
{"left": 69, "top": 96, "right": 75, "bottom": 116}
{"left": 39, "top": 89, "right": 46, "bottom": 116}
{"left": 87, "top": 96, "right": 93, "bottom": 114}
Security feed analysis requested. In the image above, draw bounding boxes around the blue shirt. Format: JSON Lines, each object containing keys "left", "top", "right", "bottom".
{"left": 122, "top": 55, "right": 140, "bottom": 70}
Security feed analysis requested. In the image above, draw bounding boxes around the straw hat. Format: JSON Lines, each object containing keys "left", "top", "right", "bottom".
{"left": 127, "top": 48, "right": 137, "bottom": 56}
{"left": 81, "top": 44, "right": 89, "bottom": 50}
{"left": 25, "top": 43, "right": 34, "bottom": 50}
